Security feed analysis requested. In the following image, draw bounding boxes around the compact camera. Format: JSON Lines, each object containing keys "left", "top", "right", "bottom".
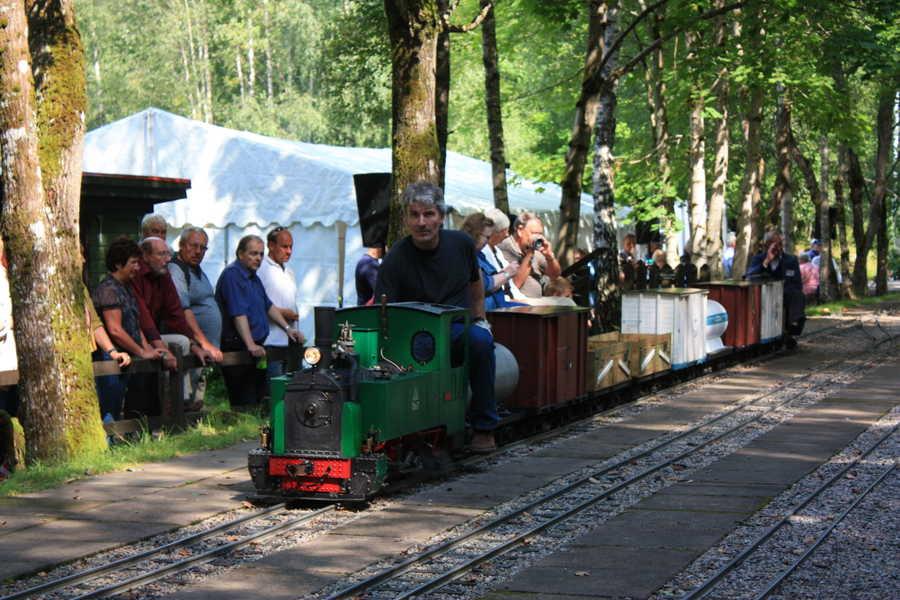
{"left": 532, "top": 238, "right": 545, "bottom": 251}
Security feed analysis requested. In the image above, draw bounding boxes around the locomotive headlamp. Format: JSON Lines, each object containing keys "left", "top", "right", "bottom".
{"left": 304, "top": 346, "right": 322, "bottom": 366}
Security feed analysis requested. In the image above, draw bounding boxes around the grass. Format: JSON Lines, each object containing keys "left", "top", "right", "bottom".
{"left": 0, "top": 370, "right": 265, "bottom": 497}
{"left": 806, "top": 291, "right": 900, "bottom": 317}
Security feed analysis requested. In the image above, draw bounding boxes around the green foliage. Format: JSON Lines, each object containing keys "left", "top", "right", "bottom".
{"left": 0, "top": 372, "right": 263, "bottom": 497}
{"left": 806, "top": 291, "right": 900, "bottom": 317}
{"left": 75, "top": 0, "right": 895, "bottom": 250}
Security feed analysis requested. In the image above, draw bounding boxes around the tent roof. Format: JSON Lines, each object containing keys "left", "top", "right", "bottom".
{"left": 83, "top": 108, "right": 593, "bottom": 229}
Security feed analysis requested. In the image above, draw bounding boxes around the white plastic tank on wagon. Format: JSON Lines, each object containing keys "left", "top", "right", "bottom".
{"left": 705, "top": 298, "right": 729, "bottom": 355}
{"left": 760, "top": 280, "right": 784, "bottom": 343}
{"left": 621, "top": 288, "right": 708, "bottom": 370}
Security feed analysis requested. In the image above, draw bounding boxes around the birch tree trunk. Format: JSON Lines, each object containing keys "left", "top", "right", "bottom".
{"left": 236, "top": 50, "right": 245, "bottom": 106}
{"left": 847, "top": 147, "right": 866, "bottom": 296}
{"left": 833, "top": 148, "right": 853, "bottom": 298}
{"left": 687, "top": 100, "right": 707, "bottom": 264}
{"left": 818, "top": 137, "right": 835, "bottom": 301}
{"left": 480, "top": 0, "right": 509, "bottom": 215}
{"left": 263, "top": 0, "right": 274, "bottom": 106}
{"left": 591, "top": 3, "right": 621, "bottom": 333}
{"left": 384, "top": 0, "right": 442, "bottom": 244}
{"left": 247, "top": 12, "right": 256, "bottom": 100}
{"left": 851, "top": 88, "right": 892, "bottom": 296}
{"left": 704, "top": 7, "right": 730, "bottom": 279}
{"left": 644, "top": 14, "right": 678, "bottom": 267}
{"left": 0, "top": 0, "right": 106, "bottom": 463}
{"left": 435, "top": 0, "right": 450, "bottom": 190}
{"left": 200, "top": 2, "right": 213, "bottom": 121}
{"left": 557, "top": 0, "right": 607, "bottom": 267}
{"left": 733, "top": 84, "right": 764, "bottom": 278}
{"left": 770, "top": 88, "right": 793, "bottom": 250}
{"left": 872, "top": 88, "right": 894, "bottom": 295}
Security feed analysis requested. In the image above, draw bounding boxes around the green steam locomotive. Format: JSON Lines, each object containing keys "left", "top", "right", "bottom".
{"left": 248, "top": 302, "right": 470, "bottom": 501}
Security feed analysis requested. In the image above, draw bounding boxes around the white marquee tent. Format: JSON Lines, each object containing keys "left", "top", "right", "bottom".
{"left": 83, "top": 108, "right": 599, "bottom": 340}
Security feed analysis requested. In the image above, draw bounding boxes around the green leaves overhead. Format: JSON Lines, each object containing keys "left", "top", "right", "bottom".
{"left": 77, "top": 0, "right": 894, "bottom": 250}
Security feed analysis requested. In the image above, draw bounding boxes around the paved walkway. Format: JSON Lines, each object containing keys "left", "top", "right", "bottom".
{"left": 0, "top": 316, "right": 895, "bottom": 599}
{"left": 483, "top": 356, "right": 899, "bottom": 599}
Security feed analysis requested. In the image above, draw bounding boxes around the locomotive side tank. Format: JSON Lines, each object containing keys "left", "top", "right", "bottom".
{"left": 249, "top": 302, "right": 470, "bottom": 501}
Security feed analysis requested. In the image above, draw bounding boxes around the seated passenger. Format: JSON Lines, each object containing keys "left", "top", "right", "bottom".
{"left": 546, "top": 277, "right": 574, "bottom": 299}
{"left": 375, "top": 182, "right": 498, "bottom": 453}
{"left": 497, "top": 211, "right": 561, "bottom": 298}
{"left": 461, "top": 213, "right": 521, "bottom": 311}
{"left": 745, "top": 230, "right": 806, "bottom": 348}
{"left": 647, "top": 250, "right": 672, "bottom": 288}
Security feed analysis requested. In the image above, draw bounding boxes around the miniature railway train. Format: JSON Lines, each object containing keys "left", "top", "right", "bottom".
{"left": 248, "top": 280, "right": 786, "bottom": 502}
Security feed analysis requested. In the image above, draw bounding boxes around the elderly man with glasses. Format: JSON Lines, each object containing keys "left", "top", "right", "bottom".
{"left": 169, "top": 227, "right": 224, "bottom": 408}
{"left": 132, "top": 236, "right": 214, "bottom": 411}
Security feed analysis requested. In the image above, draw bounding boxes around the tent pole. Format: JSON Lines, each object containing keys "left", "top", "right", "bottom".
{"left": 337, "top": 221, "right": 347, "bottom": 308}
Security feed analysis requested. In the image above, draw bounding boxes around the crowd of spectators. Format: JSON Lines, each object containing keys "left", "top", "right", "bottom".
{"left": 76, "top": 216, "right": 303, "bottom": 421}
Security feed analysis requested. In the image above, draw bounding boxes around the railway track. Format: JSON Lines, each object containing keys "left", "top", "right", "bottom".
{"left": 679, "top": 424, "right": 898, "bottom": 600}
{"left": 0, "top": 505, "right": 339, "bottom": 600}
{"left": 1, "top": 320, "right": 886, "bottom": 599}
{"left": 319, "top": 328, "right": 895, "bottom": 600}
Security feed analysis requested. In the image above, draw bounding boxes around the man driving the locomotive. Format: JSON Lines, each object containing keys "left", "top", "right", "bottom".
{"left": 374, "top": 181, "right": 498, "bottom": 453}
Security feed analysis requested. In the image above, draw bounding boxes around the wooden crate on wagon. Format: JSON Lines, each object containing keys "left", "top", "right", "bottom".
{"left": 585, "top": 332, "right": 632, "bottom": 391}
{"left": 621, "top": 333, "right": 672, "bottom": 378}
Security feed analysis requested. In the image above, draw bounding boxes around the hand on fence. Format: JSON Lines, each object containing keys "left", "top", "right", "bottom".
{"left": 286, "top": 328, "right": 304, "bottom": 344}
{"left": 158, "top": 349, "right": 177, "bottom": 370}
{"left": 190, "top": 343, "right": 213, "bottom": 366}
{"left": 202, "top": 342, "right": 223, "bottom": 363}
{"left": 110, "top": 349, "right": 131, "bottom": 367}
{"left": 247, "top": 343, "right": 266, "bottom": 358}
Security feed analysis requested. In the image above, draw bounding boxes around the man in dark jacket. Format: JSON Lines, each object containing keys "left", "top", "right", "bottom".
{"left": 745, "top": 231, "right": 806, "bottom": 348}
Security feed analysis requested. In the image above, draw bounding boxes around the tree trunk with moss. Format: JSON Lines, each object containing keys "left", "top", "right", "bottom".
{"left": 384, "top": 0, "right": 442, "bottom": 245}
{"left": 0, "top": 0, "right": 106, "bottom": 464}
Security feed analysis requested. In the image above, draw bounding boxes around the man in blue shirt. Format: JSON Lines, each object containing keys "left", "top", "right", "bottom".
{"left": 215, "top": 235, "right": 300, "bottom": 407}
{"left": 375, "top": 182, "right": 498, "bottom": 453}
{"left": 355, "top": 245, "right": 384, "bottom": 305}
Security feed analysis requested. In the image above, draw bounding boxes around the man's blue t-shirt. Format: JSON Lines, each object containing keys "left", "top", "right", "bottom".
{"left": 215, "top": 260, "right": 273, "bottom": 346}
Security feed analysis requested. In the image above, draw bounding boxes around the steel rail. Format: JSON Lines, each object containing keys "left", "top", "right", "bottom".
{"left": 681, "top": 423, "right": 900, "bottom": 600}
{"left": 389, "top": 352, "right": 892, "bottom": 600}
{"left": 753, "top": 463, "right": 897, "bottom": 600}
{"left": 72, "top": 505, "right": 336, "bottom": 599}
{"left": 0, "top": 503, "right": 288, "bottom": 600}
{"left": 324, "top": 341, "right": 887, "bottom": 600}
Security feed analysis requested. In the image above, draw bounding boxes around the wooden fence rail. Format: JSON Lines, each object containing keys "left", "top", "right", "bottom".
{"left": 0, "top": 344, "right": 301, "bottom": 438}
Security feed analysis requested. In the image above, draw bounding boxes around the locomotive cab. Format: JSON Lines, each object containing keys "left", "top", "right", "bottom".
{"left": 249, "top": 302, "right": 470, "bottom": 501}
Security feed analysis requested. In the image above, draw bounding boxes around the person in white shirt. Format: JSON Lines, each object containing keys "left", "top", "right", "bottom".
{"left": 481, "top": 207, "right": 524, "bottom": 301}
{"left": 257, "top": 226, "right": 304, "bottom": 376}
